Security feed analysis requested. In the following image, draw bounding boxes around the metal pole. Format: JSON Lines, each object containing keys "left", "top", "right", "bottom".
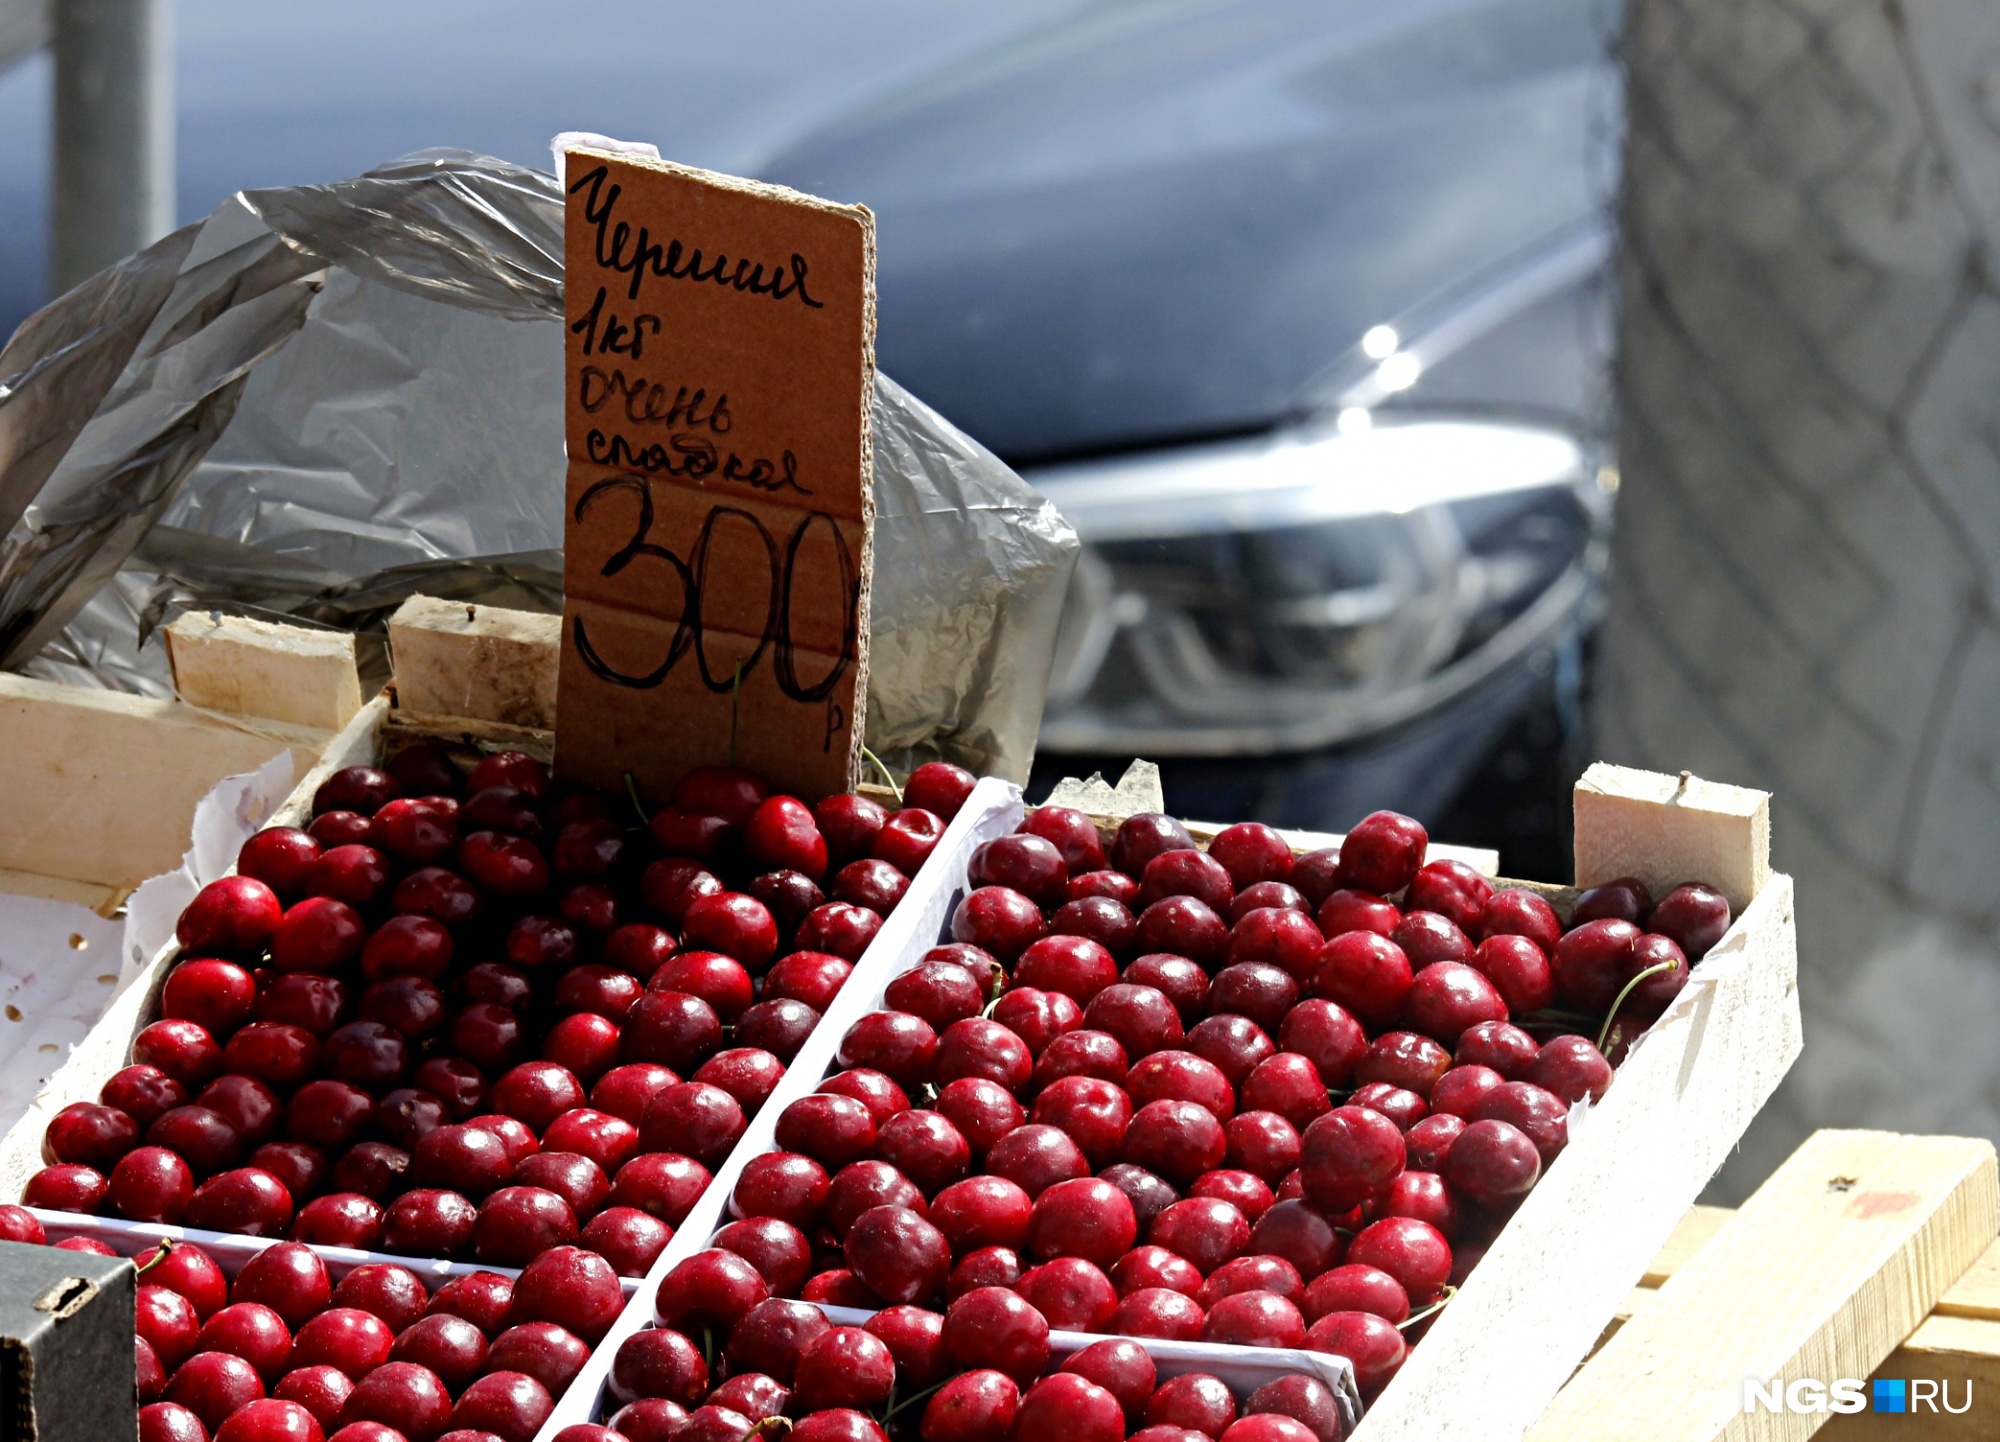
{"left": 51, "top": 0, "right": 173, "bottom": 293}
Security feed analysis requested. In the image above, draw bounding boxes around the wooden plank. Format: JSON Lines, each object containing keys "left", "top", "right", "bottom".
{"left": 0, "top": 868, "right": 122, "bottom": 914}
{"left": 0, "top": 674, "right": 326, "bottom": 889}
{"left": 388, "top": 595, "right": 559, "bottom": 732}
{"left": 165, "top": 612, "right": 363, "bottom": 731}
{"left": 1574, "top": 762, "right": 1771, "bottom": 913}
{"left": 1530, "top": 1129, "right": 1999, "bottom": 1441}
{"left": 1642, "top": 1203, "right": 1735, "bottom": 1285}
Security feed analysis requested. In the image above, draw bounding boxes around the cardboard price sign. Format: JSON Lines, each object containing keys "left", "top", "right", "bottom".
{"left": 556, "top": 148, "right": 875, "bottom": 801}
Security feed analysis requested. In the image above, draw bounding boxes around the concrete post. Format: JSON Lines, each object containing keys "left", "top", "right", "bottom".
{"left": 51, "top": 0, "right": 173, "bottom": 292}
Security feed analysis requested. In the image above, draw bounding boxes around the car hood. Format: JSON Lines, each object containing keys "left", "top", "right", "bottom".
{"left": 761, "top": 0, "right": 1613, "bottom": 464}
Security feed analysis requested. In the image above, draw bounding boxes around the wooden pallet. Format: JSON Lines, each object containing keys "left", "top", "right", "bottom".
{"left": 1538, "top": 1128, "right": 2000, "bottom": 1440}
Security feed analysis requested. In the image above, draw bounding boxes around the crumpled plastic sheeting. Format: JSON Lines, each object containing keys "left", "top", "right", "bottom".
{"left": 0, "top": 149, "right": 1079, "bottom": 783}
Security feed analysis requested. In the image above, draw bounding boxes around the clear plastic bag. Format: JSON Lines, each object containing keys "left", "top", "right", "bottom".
{"left": 0, "top": 149, "right": 1078, "bottom": 782}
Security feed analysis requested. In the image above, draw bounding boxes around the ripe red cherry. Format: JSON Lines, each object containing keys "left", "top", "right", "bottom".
{"left": 1135, "top": 896, "right": 1229, "bottom": 967}
{"left": 426, "top": 1270, "right": 515, "bottom": 1336}
{"left": 1622, "top": 932, "right": 1690, "bottom": 1015}
{"left": 339, "top": 1361, "right": 452, "bottom": 1440}
{"left": 1227, "top": 908, "right": 1322, "bottom": 982}
{"left": 1032, "top": 1029, "right": 1131, "bottom": 1092}
{"left": 391, "top": 1313, "right": 488, "bottom": 1393}
{"left": 1148, "top": 1374, "right": 1237, "bottom": 1437}
{"left": 611, "top": 1324, "right": 710, "bottom": 1405}
{"left": 790, "top": 1324, "right": 898, "bottom": 1411}
{"left": 983, "top": 1123, "right": 1088, "bottom": 1199}
{"left": 1574, "top": 875, "right": 1653, "bottom": 925}
{"left": 289, "top": 1306, "right": 394, "bottom": 1378}
{"left": 1479, "top": 885, "right": 1562, "bottom": 949}
{"left": 794, "top": 901, "right": 884, "bottom": 960}
{"left": 141, "top": 1240, "right": 230, "bottom": 1318}
{"left": 510, "top": 1245, "right": 623, "bottom": 1342}
{"left": 1300, "top": 1105, "right": 1405, "bottom": 1210}
{"left": 1231, "top": 880, "right": 1308, "bottom": 925}
{"left": 1317, "top": 888, "right": 1399, "bottom": 938}
{"left": 1015, "top": 1374, "right": 1124, "bottom": 1442}
{"left": 1051, "top": 896, "right": 1139, "bottom": 959}
{"left": 1126, "top": 1050, "right": 1235, "bottom": 1119}
{"left": 1302, "top": 1262, "right": 1408, "bottom": 1323}
{"left": 1348, "top": 1215, "right": 1453, "bottom": 1302}
{"left": 269, "top": 896, "right": 366, "bottom": 975}
{"left": 874, "top": 807, "right": 947, "bottom": 874}
{"left": 1124, "top": 1099, "right": 1228, "bottom": 1185}
{"left": 1109, "top": 813, "right": 1196, "bottom": 876}
{"left": 273, "top": 1366, "right": 351, "bottom": 1429}
{"left": 186, "top": 1167, "right": 293, "bottom": 1234}
{"left": 1205, "top": 822, "right": 1293, "bottom": 890}
{"left": 1405, "top": 859, "right": 1493, "bottom": 933}
{"left": 1310, "top": 932, "right": 1413, "bottom": 1029}
{"left": 197, "top": 1301, "right": 294, "bottom": 1383}
{"left": 238, "top": 828, "right": 322, "bottom": 899}
{"left": 101, "top": 1064, "right": 187, "bottom": 1128}
{"left": 1226, "top": 1111, "right": 1301, "bottom": 1184}
{"left": 1380, "top": 1168, "right": 1460, "bottom": 1236}
{"left": 357, "top": 977, "right": 448, "bottom": 1040}
{"left": 1070, "top": 870, "right": 1141, "bottom": 906}
{"left": 24, "top": 1162, "right": 107, "bottom": 1212}
{"left": 875, "top": 1108, "right": 972, "bottom": 1193}
{"left": 1648, "top": 882, "right": 1732, "bottom": 958}
{"left": 1405, "top": 961, "right": 1509, "bottom": 1044}
{"left": 621, "top": 991, "right": 723, "bottom": 1071}
{"left": 505, "top": 914, "right": 578, "bottom": 971}
{"left": 410, "top": 1056, "right": 487, "bottom": 1120}
{"left": 134, "top": 1019, "right": 224, "bottom": 1088}
{"left": 949, "top": 886, "right": 1045, "bottom": 962}
{"left": 943, "top": 1287, "right": 1050, "bottom": 1386}
{"left": 1552, "top": 919, "right": 1641, "bottom": 1012}
{"left": 1150, "top": 1195, "right": 1251, "bottom": 1273}
{"left": 922, "top": 1368, "right": 1020, "bottom": 1442}
{"left": 845, "top": 1204, "right": 952, "bottom": 1304}
{"left": 1100, "top": 1164, "right": 1180, "bottom": 1233}
{"left": 582, "top": 1204, "right": 671, "bottom": 1275}
{"left": 166, "top": 1352, "right": 267, "bottom": 1434}
{"left": 555, "top": 964, "right": 646, "bottom": 1019}
{"left": 1198, "top": 1255, "right": 1301, "bottom": 1310}
{"left": 292, "top": 1192, "right": 384, "bottom": 1248}
{"left": 591, "top": 1064, "right": 680, "bottom": 1127}
{"left": 836, "top": 1011, "right": 938, "bottom": 1088}
{"left": 1246, "top": 1198, "right": 1342, "bottom": 1278}
{"left": 1027, "top": 1177, "right": 1137, "bottom": 1269}
{"left": 543, "top": 1107, "right": 639, "bottom": 1174}
{"left": 139, "top": 1283, "right": 201, "bottom": 1370}
{"left": 1525, "top": 1034, "right": 1614, "bottom": 1104}
{"left": 816, "top": 792, "right": 888, "bottom": 863}
{"left": 935, "top": 1078, "right": 1025, "bottom": 1156}
{"left": 1202, "top": 1290, "right": 1306, "bottom": 1348}
{"left": 1405, "top": 1113, "right": 1467, "bottom": 1172}
{"left": 1338, "top": 811, "right": 1427, "bottom": 895}
{"left": 473, "top": 1185, "right": 579, "bottom": 1264}
{"left": 1471, "top": 1084, "right": 1568, "bottom": 1165}
{"left": 163, "top": 959, "right": 257, "bottom": 1038}
{"left": 730, "top": 1151, "right": 830, "bottom": 1227}
{"left": 256, "top": 973, "right": 351, "bottom": 1038}
{"left": 111, "top": 1145, "right": 196, "bottom": 1222}
{"left": 232, "top": 1241, "right": 332, "bottom": 1329}
{"left": 694, "top": 1048, "right": 785, "bottom": 1112}
{"left": 1137, "top": 848, "right": 1234, "bottom": 915}
{"left": 1029, "top": 1076, "right": 1132, "bottom": 1168}
{"left": 491, "top": 1319, "right": 591, "bottom": 1396}
{"left": 1468, "top": 934, "right": 1554, "bottom": 1015}
{"left": 1429, "top": 1064, "right": 1505, "bottom": 1119}
{"left": 969, "top": 835, "right": 1069, "bottom": 909}
{"left": 1112, "top": 1288, "right": 1205, "bottom": 1341}
{"left": 905, "top": 761, "right": 977, "bottom": 819}
{"left": 680, "top": 893, "right": 780, "bottom": 968}
{"left": 1239, "top": 1055, "right": 1329, "bottom": 1130}
{"left": 450, "top": 1369, "right": 553, "bottom": 1440}
{"left": 774, "top": 1093, "right": 878, "bottom": 1169}
{"left": 669, "top": 764, "right": 765, "bottom": 823}
{"left": 45, "top": 1101, "right": 140, "bottom": 1168}
{"left": 1357, "top": 1031, "right": 1452, "bottom": 1098}
{"left": 759, "top": 951, "right": 851, "bottom": 1015}
{"left": 1208, "top": 962, "right": 1299, "bottom": 1033}
{"left": 652, "top": 950, "right": 755, "bottom": 1021}
{"left": 713, "top": 1216, "right": 814, "bottom": 1297}
{"left": 1111, "top": 1244, "right": 1203, "bottom": 1298}
{"left": 824, "top": 1159, "right": 926, "bottom": 1234}
{"left": 391, "top": 866, "right": 483, "bottom": 928}
{"left": 1307, "top": 1311, "right": 1406, "bottom": 1397}
{"left": 639, "top": 1083, "right": 745, "bottom": 1167}
{"left": 1390, "top": 910, "right": 1474, "bottom": 968}
{"left": 458, "top": 831, "right": 549, "bottom": 898}
{"left": 883, "top": 960, "right": 982, "bottom": 1032}
{"left": 1015, "top": 809, "right": 1106, "bottom": 878}
{"left": 490, "top": 1061, "right": 585, "bottom": 1132}
{"left": 179, "top": 877, "right": 283, "bottom": 957}
{"left": 380, "top": 1188, "right": 477, "bottom": 1256}
{"left": 1083, "top": 983, "right": 1183, "bottom": 1058}
{"left": 991, "top": 987, "right": 1083, "bottom": 1055}
{"left": 937, "top": 1017, "right": 1033, "bottom": 1090}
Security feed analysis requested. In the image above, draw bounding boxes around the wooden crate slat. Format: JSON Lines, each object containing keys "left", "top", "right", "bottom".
{"left": 165, "top": 612, "right": 364, "bottom": 732}
{"left": 1532, "top": 1129, "right": 1999, "bottom": 1441}
{"left": 1574, "top": 762, "right": 1771, "bottom": 913}
{"left": 387, "top": 595, "right": 559, "bottom": 733}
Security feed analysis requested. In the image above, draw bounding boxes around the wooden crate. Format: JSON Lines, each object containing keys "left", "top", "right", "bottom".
{"left": 0, "top": 613, "right": 359, "bottom": 913}
{"left": 1543, "top": 1127, "right": 1999, "bottom": 1440}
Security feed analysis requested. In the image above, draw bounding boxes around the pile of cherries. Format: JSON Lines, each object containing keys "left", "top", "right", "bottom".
{"left": 0, "top": 1204, "right": 620, "bottom": 1442}
{"left": 596, "top": 1297, "right": 1349, "bottom": 1442}
{"left": 21, "top": 747, "right": 978, "bottom": 1281}
{"left": 625, "top": 805, "right": 1729, "bottom": 1426}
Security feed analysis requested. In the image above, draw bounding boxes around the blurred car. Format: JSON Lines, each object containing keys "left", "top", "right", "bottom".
{"left": 765, "top": 0, "right": 1618, "bottom": 867}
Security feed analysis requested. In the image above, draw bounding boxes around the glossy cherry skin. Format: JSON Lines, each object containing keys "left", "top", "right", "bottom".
{"left": 186, "top": 1167, "right": 293, "bottom": 1235}
{"left": 1051, "top": 897, "right": 1139, "bottom": 961}
{"left": 1202, "top": 1289, "right": 1307, "bottom": 1347}
{"left": 1299, "top": 1106, "right": 1406, "bottom": 1211}
{"left": 991, "top": 987, "right": 1083, "bottom": 1056}
{"left": 1471, "top": 1080, "right": 1568, "bottom": 1163}
{"left": 637, "top": 1083, "right": 744, "bottom": 1168}
{"left": 1147, "top": 1373, "right": 1238, "bottom": 1437}
{"left": 1524, "top": 1034, "right": 1615, "bottom": 1104}
{"left": 1135, "top": 896, "right": 1230, "bottom": 967}
{"left": 1404, "top": 961, "right": 1509, "bottom": 1045}
{"left": 1124, "top": 1099, "right": 1229, "bottom": 1186}
{"left": 138, "top": 1283, "right": 202, "bottom": 1371}
{"left": 292, "top": 1193, "right": 384, "bottom": 1248}
{"left": 1227, "top": 909, "right": 1323, "bottom": 982}
{"left": 968, "top": 835, "right": 1069, "bottom": 909}
{"left": 884, "top": 960, "right": 984, "bottom": 1031}
{"left": 816, "top": 792, "right": 888, "bottom": 864}
{"left": 872, "top": 1108, "right": 970, "bottom": 1194}
{"left": 1551, "top": 918, "right": 1640, "bottom": 1012}
{"left": 450, "top": 1370, "right": 554, "bottom": 1441}
{"left": 942, "top": 1287, "right": 1050, "bottom": 1386}
{"left": 1428, "top": 1064, "right": 1505, "bottom": 1120}
{"left": 1648, "top": 882, "right": 1731, "bottom": 958}
{"left": 141, "top": 1240, "right": 230, "bottom": 1318}
{"left": 620, "top": 991, "right": 723, "bottom": 1072}
{"left": 166, "top": 1352, "right": 267, "bottom": 1434}
{"left": 1232, "top": 880, "right": 1309, "bottom": 925}
{"left": 1468, "top": 934, "right": 1554, "bottom": 1014}
{"left": 936, "top": 1017, "right": 1033, "bottom": 1091}
{"left": 845, "top": 1203, "right": 953, "bottom": 1305}
{"left": 134, "top": 1019, "right": 224, "bottom": 1089}
{"left": 730, "top": 1151, "right": 830, "bottom": 1227}
{"left": 231, "top": 1241, "right": 332, "bottom": 1329}
{"left": 1337, "top": 811, "right": 1427, "bottom": 895}
{"left": 765, "top": 951, "right": 855, "bottom": 1013}
{"left": 1317, "top": 887, "right": 1400, "bottom": 939}
{"left": 24, "top": 1162, "right": 108, "bottom": 1213}
{"left": 949, "top": 886, "right": 1046, "bottom": 962}
{"left": 681, "top": 893, "right": 780, "bottom": 969}
{"left": 1310, "top": 932, "right": 1413, "bottom": 1030}
{"left": 734, "top": 998, "right": 820, "bottom": 1061}
{"left": 1030, "top": 1076, "right": 1133, "bottom": 1168}
{"left": 179, "top": 876, "right": 284, "bottom": 957}
{"left": 45, "top": 1101, "right": 140, "bottom": 1169}
{"left": 255, "top": 973, "right": 350, "bottom": 1038}
{"left": 1110, "top": 813, "right": 1197, "bottom": 877}
{"left": 0, "top": 1206, "right": 41, "bottom": 1244}
{"left": 338, "top": 1361, "right": 452, "bottom": 1441}
{"left": 1070, "top": 870, "right": 1141, "bottom": 906}
{"left": 576, "top": 1204, "right": 669, "bottom": 1277}
{"left": 873, "top": 807, "right": 947, "bottom": 875}
{"left": 836, "top": 1011, "right": 938, "bottom": 1088}
{"left": 792, "top": 1325, "right": 897, "bottom": 1411}
{"left": 1019, "top": 805, "right": 1108, "bottom": 873}
{"left": 1347, "top": 1214, "right": 1453, "bottom": 1303}
{"left": 425, "top": 1270, "right": 514, "bottom": 1337}
{"left": 1027, "top": 1177, "right": 1138, "bottom": 1269}
{"left": 507, "top": 1245, "right": 623, "bottom": 1343}
{"left": 922, "top": 1367, "right": 1020, "bottom": 1442}
{"left": 488, "top": 1319, "right": 591, "bottom": 1397}
{"left": 1444, "top": 1117, "right": 1543, "bottom": 1207}
{"left": 935, "top": 1078, "right": 1026, "bottom": 1156}
{"left": 1084, "top": 983, "right": 1183, "bottom": 1058}
{"left": 239, "top": 827, "right": 323, "bottom": 900}
{"left": 905, "top": 761, "right": 977, "bottom": 819}
{"left": 1622, "top": 932, "right": 1690, "bottom": 1016}
{"left": 1311, "top": 1310, "right": 1409, "bottom": 1397}
{"left": 1014, "top": 1374, "right": 1125, "bottom": 1442}
{"left": 1017, "top": 1256, "right": 1119, "bottom": 1331}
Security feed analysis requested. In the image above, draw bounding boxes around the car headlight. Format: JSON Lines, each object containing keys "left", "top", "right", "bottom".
{"left": 1028, "top": 415, "right": 1610, "bottom": 755}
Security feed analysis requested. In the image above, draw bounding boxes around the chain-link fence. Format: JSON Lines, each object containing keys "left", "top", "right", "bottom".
{"left": 1598, "top": 0, "right": 2000, "bottom": 1197}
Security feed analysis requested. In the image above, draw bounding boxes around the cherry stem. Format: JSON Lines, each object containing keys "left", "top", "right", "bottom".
{"left": 749, "top": 1418, "right": 794, "bottom": 1439}
{"left": 1597, "top": 961, "right": 1677, "bottom": 1051}
{"left": 1397, "top": 1284, "right": 1458, "bottom": 1331}
{"left": 623, "top": 771, "right": 650, "bottom": 826}
{"left": 882, "top": 1379, "right": 947, "bottom": 1423}
{"left": 861, "top": 747, "right": 903, "bottom": 804}
{"left": 132, "top": 1238, "right": 172, "bottom": 1278}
